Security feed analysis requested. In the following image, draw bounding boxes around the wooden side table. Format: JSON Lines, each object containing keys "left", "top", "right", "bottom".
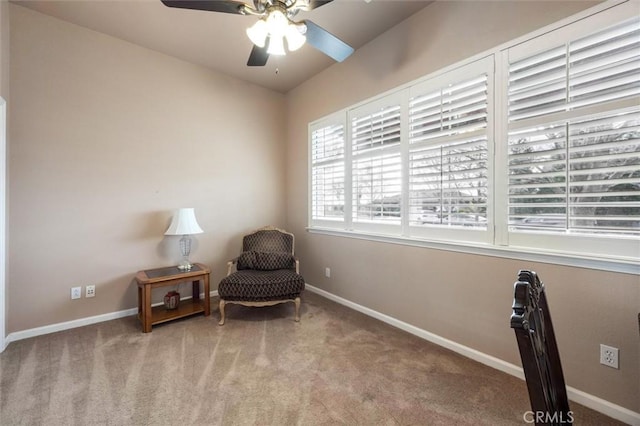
{"left": 135, "top": 263, "right": 210, "bottom": 333}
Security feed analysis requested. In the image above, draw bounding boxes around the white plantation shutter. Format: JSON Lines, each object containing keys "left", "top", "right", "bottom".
{"left": 508, "top": 45, "right": 567, "bottom": 122}
{"left": 408, "top": 59, "right": 491, "bottom": 236}
{"left": 509, "top": 18, "right": 640, "bottom": 123}
{"left": 409, "top": 137, "right": 488, "bottom": 228}
{"left": 507, "top": 15, "right": 640, "bottom": 237}
{"left": 568, "top": 110, "right": 640, "bottom": 234}
{"left": 442, "top": 76, "right": 489, "bottom": 133}
{"left": 569, "top": 19, "right": 640, "bottom": 109}
{"left": 508, "top": 124, "right": 568, "bottom": 229}
{"left": 312, "top": 122, "right": 343, "bottom": 162}
{"left": 352, "top": 105, "right": 402, "bottom": 153}
{"left": 310, "top": 119, "right": 345, "bottom": 225}
{"left": 351, "top": 98, "right": 402, "bottom": 228}
{"left": 410, "top": 75, "right": 489, "bottom": 142}
{"left": 311, "top": 163, "right": 344, "bottom": 219}
{"left": 352, "top": 153, "right": 402, "bottom": 223}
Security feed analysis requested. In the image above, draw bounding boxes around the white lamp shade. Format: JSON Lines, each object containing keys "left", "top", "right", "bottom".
{"left": 164, "top": 208, "right": 203, "bottom": 235}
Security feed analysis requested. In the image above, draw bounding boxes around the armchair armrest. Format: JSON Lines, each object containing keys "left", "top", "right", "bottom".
{"left": 295, "top": 258, "right": 300, "bottom": 274}
{"left": 226, "top": 257, "right": 239, "bottom": 276}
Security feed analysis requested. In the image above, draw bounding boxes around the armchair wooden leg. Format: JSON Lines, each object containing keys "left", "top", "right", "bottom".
{"left": 218, "top": 300, "right": 226, "bottom": 326}
{"left": 294, "top": 297, "right": 301, "bottom": 322}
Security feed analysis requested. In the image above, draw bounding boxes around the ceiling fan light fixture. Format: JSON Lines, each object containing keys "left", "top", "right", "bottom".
{"left": 267, "top": 35, "right": 286, "bottom": 55}
{"left": 247, "top": 8, "right": 307, "bottom": 55}
{"left": 164, "top": 0, "right": 354, "bottom": 67}
{"left": 246, "top": 19, "right": 268, "bottom": 48}
{"left": 285, "top": 23, "right": 306, "bottom": 51}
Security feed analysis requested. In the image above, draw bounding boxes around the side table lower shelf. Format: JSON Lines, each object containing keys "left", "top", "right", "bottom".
{"left": 140, "top": 299, "right": 206, "bottom": 327}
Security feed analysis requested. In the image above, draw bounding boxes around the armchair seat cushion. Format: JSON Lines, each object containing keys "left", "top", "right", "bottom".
{"left": 219, "top": 269, "right": 305, "bottom": 302}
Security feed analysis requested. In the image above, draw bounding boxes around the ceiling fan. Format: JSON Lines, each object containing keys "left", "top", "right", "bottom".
{"left": 161, "top": 0, "right": 355, "bottom": 66}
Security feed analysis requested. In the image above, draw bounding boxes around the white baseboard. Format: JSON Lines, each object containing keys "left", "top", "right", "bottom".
{"left": 4, "top": 290, "right": 219, "bottom": 345}
{"left": 5, "top": 307, "right": 138, "bottom": 344}
{"left": 305, "top": 284, "right": 640, "bottom": 426}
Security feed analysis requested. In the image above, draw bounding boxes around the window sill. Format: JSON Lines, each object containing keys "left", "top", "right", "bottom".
{"left": 306, "top": 227, "right": 639, "bottom": 276}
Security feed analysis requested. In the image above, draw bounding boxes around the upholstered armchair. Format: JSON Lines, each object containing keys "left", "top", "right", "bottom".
{"left": 217, "top": 226, "right": 305, "bottom": 325}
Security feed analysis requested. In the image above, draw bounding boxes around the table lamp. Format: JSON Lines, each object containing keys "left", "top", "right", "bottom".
{"left": 165, "top": 208, "right": 203, "bottom": 271}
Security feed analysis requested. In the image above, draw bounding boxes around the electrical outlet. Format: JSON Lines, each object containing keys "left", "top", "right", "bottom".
{"left": 600, "top": 344, "right": 619, "bottom": 369}
{"left": 86, "top": 285, "right": 95, "bottom": 298}
{"left": 71, "top": 286, "right": 82, "bottom": 300}
{"left": 325, "top": 267, "right": 331, "bottom": 278}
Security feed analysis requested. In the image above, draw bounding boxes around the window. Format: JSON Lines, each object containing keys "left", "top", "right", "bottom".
{"left": 309, "top": 1, "right": 639, "bottom": 266}
{"left": 310, "top": 115, "right": 345, "bottom": 228}
{"left": 504, "top": 10, "right": 640, "bottom": 258}
{"left": 408, "top": 58, "right": 492, "bottom": 243}
{"left": 350, "top": 96, "right": 402, "bottom": 232}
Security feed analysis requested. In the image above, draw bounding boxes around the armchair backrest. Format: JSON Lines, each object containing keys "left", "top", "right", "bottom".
{"left": 242, "top": 227, "right": 295, "bottom": 255}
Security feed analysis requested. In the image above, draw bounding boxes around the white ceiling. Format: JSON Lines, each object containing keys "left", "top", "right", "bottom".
{"left": 13, "top": 0, "right": 430, "bottom": 93}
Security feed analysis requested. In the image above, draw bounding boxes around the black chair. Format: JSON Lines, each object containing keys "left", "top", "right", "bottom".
{"left": 510, "top": 270, "right": 572, "bottom": 425}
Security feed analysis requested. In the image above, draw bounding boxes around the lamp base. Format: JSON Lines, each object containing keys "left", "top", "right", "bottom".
{"left": 178, "top": 236, "right": 193, "bottom": 271}
{"left": 177, "top": 260, "right": 193, "bottom": 271}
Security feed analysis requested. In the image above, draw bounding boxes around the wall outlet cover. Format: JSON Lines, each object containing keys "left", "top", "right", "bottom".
{"left": 600, "top": 344, "right": 619, "bottom": 369}
{"left": 71, "top": 287, "right": 81, "bottom": 300}
{"left": 86, "top": 285, "right": 95, "bottom": 298}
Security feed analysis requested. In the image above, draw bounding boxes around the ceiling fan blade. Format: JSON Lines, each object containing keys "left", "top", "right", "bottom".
{"left": 303, "top": 20, "right": 354, "bottom": 63}
{"left": 161, "top": 0, "right": 246, "bottom": 15}
{"left": 247, "top": 44, "right": 269, "bottom": 66}
{"left": 305, "top": 0, "right": 333, "bottom": 10}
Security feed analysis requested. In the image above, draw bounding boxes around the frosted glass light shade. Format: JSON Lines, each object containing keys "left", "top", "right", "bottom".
{"left": 246, "top": 11, "right": 306, "bottom": 54}
{"left": 267, "top": 35, "right": 286, "bottom": 55}
{"left": 164, "top": 208, "right": 203, "bottom": 236}
{"left": 246, "top": 19, "right": 268, "bottom": 48}
{"left": 285, "top": 24, "right": 306, "bottom": 51}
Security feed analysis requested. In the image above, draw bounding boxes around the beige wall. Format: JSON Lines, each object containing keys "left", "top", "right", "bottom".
{"left": 8, "top": 5, "right": 286, "bottom": 331}
{"left": 1, "top": 0, "right": 8, "bottom": 349}
{"left": 286, "top": 0, "right": 639, "bottom": 413}
{"left": 0, "top": 0, "right": 8, "bottom": 100}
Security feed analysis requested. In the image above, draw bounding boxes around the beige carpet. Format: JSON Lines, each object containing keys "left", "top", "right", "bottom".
{"left": 0, "top": 292, "right": 625, "bottom": 425}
